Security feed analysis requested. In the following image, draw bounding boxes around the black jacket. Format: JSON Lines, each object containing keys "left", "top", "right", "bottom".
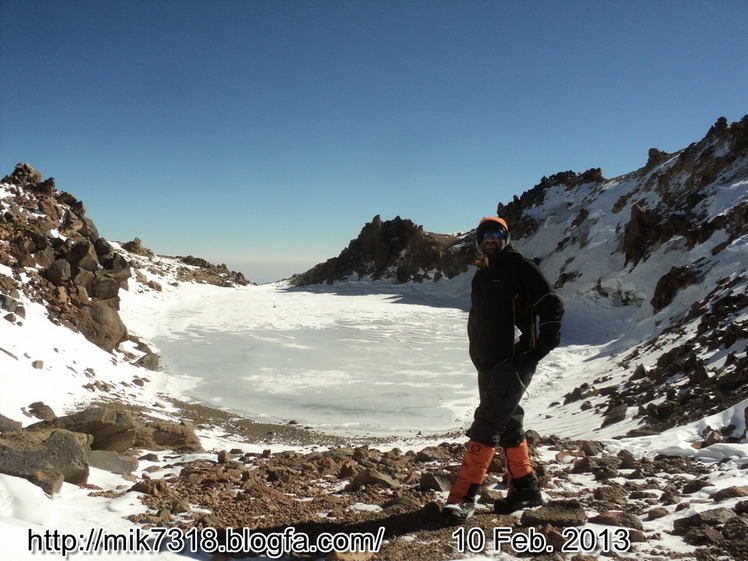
{"left": 468, "top": 244, "right": 564, "bottom": 372}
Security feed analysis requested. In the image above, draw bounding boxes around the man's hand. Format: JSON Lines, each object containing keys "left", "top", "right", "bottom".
{"left": 509, "top": 353, "right": 538, "bottom": 376}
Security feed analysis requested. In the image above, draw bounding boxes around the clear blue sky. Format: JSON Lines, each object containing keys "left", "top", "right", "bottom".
{"left": 1, "top": 1, "right": 746, "bottom": 283}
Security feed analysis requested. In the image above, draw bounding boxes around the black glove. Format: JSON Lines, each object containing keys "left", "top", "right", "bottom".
{"left": 509, "top": 352, "right": 538, "bottom": 374}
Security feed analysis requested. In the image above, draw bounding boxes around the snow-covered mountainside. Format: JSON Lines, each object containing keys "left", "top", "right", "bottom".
{"left": 505, "top": 116, "right": 747, "bottom": 439}
{"left": 296, "top": 115, "right": 748, "bottom": 440}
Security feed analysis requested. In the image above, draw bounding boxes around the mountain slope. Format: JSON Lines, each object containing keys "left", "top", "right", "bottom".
{"left": 293, "top": 115, "right": 748, "bottom": 441}
{"left": 514, "top": 116, "right": 747, "bottom": 439}
{"left": 0, "top": 164, "right": 251, "bottom": 355}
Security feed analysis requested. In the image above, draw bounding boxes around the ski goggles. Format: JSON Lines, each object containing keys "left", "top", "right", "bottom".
{"left": 481, "top": 230, "right": 507, "bottom": 239}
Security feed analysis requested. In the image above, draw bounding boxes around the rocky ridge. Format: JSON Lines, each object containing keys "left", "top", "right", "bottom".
{"left": 294, "top": 117, "right": 746, "bottom": 291}
{"left": 0, "top": 164, "right": 132, "bottom": 352}
{"left": 517, "top": 117, "right": 748, "bottom": 442}
{"left": 120, "top": 238, "right": 251, "bottom": 289}
{"left": 292, "top": 214, "right": 477, "bottom": 286}
{"left": 0, "top": 163, "right": 250, "bottom": 355}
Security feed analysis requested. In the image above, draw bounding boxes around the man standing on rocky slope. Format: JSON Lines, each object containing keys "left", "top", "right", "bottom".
{"left": 442, "top": 217, "right": 564, "bottom": 524}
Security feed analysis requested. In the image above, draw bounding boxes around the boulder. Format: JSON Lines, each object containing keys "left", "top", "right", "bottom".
{"left": 0, "top": 294, "right": 25, "bottom": 317}
{"left": 28, "top": 401, "right": 57, "bottom": 421}
{"left": 712, "top": 485, "right": 748, "bottom": 502}
{"left": 88, "top": 450, "right": 139, "bottom": 474}
{"left": 673, "top": 507, "right": 738, "bottom": 535}
{"left": 415, "top": 446, "right": 453, "bottom": 462}
{"left": 66, "top": 240, "right": 99, "bottom": 272}
{"left": 134, "top": 352, "right": 160, "bottom": 371}
{"left": 0, "top": 414, "right": 23, "bottom": 433}
{"left": 44, "top": 259, "right": 72, "bottom": 285}
{"left": 80, "top": 300, "right": 128, "bottom": 352}
{"left": 33, "top": 246, "right": 55, "bottom": 269}
{"left": 121, "top": 238, "right": 154, "bottom": 257}
{"left": 133, "top": 420, "right": 204, "bottom": 453}
{"left": 91, "top": 273, "right": 121, "bottom": 300}
{"left": 419, "top": 472, "right": 453, "bottom": 492}
{"left": 520, "top": 499, "right": 588, "bottom": 527}
{"left": 601, "top": 404, "right": 628, "bottom": 428}
{"left": 27, "top": 405, "right": 138, "bottom": 453}
{"left": 0, "top": 429, "right": 92, "bottom": 495}
{"left": 589, "top": 510, "right": 644, "bottom": 530}
{"left": 346, "top": 468, "right": 401, "bottom": 491}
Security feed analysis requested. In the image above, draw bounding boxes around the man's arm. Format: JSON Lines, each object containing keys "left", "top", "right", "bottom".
{"left": 519, "top": 258, "right": 564, "bottom": 361}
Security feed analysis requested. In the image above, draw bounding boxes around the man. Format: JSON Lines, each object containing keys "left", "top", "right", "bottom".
{"left": 442, "top": 216, "right": 564, "bottom": 524}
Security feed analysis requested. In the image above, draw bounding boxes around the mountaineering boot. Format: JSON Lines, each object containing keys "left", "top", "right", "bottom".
{"left": 494, "top": 441, "right": 542, "bottom": 514}
{"left": 442, "top": 440, "right": 496, "bottom": 524}
{"left": 441, "top": 484, "right": 479, "bottom": 523}
{"left": 493, "top": 472, "right": 543, "bottom": 514}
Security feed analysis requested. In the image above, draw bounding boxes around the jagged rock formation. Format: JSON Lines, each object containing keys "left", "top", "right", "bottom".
{"left": 174, "top": 255, "right": 251, "bottom": 286}
{"left": 498, "top": 168, "right": 606, "bottom": 241}
{"left": 124, "top": 238, "right": 252, "bottom": 288}
{"left": 295, "top": 117, "right": 746, "bottom": 304}
{"left": 0, "top": 165, "right": 252, "bottom": 354}
{"left": 293, "top": 215, "right": 476, "bottom": 286}
{"left": 502, "top": 116, "right": 748, "bottom": 269}
{"left": 0, "top": 164, "right": 131, "bottom": 351}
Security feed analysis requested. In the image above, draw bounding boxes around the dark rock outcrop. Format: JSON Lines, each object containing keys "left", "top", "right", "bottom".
{"left": 122, "top": 237, "right": 251, "bottom": 287}
{"left": 623, "top": 202, "right": 662, "bottom": 266}
{"left": 293, "top": 215, "right": 476, "bottom": 285}
{"left": 176, "top": 255, "right": 250, "bottom": 286}
{"left": 651, "top": 264, "right": 701, "bottom": 313}
{"left": 1, "top": 163, "right": 131, "bottom": 351}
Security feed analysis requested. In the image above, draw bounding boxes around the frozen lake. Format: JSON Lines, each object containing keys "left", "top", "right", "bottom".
{"left": 123, "top": 275, "right": 648, "bottom": 442}
{"left": 141, "top": 280, "right": 480, "bottom": 438}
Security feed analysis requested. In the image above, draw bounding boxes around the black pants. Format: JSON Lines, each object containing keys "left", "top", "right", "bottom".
{"left": 466, "top": 361, "right": 536, "bottom": 449}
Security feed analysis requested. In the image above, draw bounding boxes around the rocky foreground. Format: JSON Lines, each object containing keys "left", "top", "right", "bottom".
{"left": 11, "top": 398, "right": 741, "bottom": 561}
{"left": 129, "top": 434, "right": 748, "bottom": 561}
